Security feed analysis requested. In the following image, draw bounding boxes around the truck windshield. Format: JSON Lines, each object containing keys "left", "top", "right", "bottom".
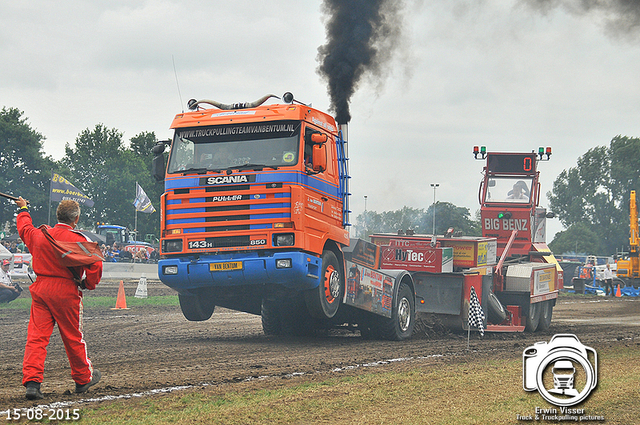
{"left": 484, "top": 177, "right": 533, "bottom": 204}
{"left": 98, "top": 227, "right": 125, "bottom": 245}
{"left": 167, "top": 120, "right": 301, "bottom": 174}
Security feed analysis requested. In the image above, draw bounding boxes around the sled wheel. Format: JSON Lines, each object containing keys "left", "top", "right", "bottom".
{"left": 524, "top": 301, "right": 541, "bottom": 333}
{"left": 536, "top": 300, "right": 553, "bottom": 332}
{"left": 487, "top": 291, "right": 507, "bottom": 324}
{"left": 305, "top": 251, "right": 343, "bottom": 320}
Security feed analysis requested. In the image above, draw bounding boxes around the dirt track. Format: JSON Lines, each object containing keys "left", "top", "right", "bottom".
{"left": 1, "top": 281, "right": 639, "bottom": 410}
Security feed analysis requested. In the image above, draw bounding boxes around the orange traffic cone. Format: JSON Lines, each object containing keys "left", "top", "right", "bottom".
{"left": 111, "top": 280, "right": 130, "bottom": 310}
{"left": 615, "top": 284, "right": 622, "bottom": 298}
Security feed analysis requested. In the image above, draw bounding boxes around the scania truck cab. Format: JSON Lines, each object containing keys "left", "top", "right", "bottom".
{"left": 152, "top": 94, "right": 350, "bottom": 328}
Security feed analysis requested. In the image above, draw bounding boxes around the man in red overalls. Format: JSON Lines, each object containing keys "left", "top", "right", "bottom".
{"left": 16, "top": 197, "right": 103, "bottom": 400}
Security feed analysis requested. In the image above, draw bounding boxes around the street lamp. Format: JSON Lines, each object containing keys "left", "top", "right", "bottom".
{"left": 364, "top": 195, "right": 368, "bottom": 236}
{"left": 430, "top": 183, "right": 439, "bottom": 235}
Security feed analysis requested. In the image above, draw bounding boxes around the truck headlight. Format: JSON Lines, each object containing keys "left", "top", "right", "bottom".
{"left": 274, "top": 233, "right": 294, "bottom": 246}
{"left": 163, "top": 265, "right": 179, "bottom": 275}
{"left": 276, "top": 259, "right": 292, "bottom": 269}
{"left": 163, "top": 239, "right": 183, "bottom": 253}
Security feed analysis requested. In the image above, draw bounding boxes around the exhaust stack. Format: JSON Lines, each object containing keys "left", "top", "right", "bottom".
{"left": 339, "top": 123, "right": 348, "bottom": 142}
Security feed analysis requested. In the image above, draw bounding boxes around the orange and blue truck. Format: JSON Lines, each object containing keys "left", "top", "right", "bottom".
{"left": 152, "top": 93, "right": 562, "bottom": 339}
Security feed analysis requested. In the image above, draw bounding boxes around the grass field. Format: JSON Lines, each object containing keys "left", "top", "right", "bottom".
{"left": 44, "top": 343, "right": 637, "bottom": 425}
{"left": 3, "top": 293, "right": 638, "bottom": 424}
{"left": 0, "top": 295, "right": 178, "bottom": 312}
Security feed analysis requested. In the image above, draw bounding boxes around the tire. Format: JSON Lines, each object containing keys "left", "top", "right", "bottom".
{"left": 613, "top": 278, "right": 626, "bottom": 289}
{"left": 261, "top": 299, "right": 281, "bottom": 335}
{"left": 536, "top": 300, "right": 553, "bottom": 332}
{"left": 261, "top": 298, "right": 282, "bottom": 336}
{"left": 178, "top": 292, "right": 215, "bottom": 321}
{"left": 305, "top": 250, "right": 343, "bottom": 320}
{"left": 573, "top": 278, "right": 585, "bottom": 294}
{"left": 281, "top": 295, "right": 315, "bottom": 337}
{"left": 487, "top": 291, "right": 507, "bottom": 324}
{"left": 379, "top": 282, "right": 415, "bottom": 341}
{"left": 524, "top": 301, "right": 541, "bottom": 333}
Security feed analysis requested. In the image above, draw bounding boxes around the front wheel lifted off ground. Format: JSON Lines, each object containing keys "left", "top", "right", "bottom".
{"left": 305, "top": 250, "right": 343, "bottom": 320}
{"left": 178, "top": 292, "right": 215, "bottom": 321}
{"left": 261, "top": 298, "right": 282, "bottom": 335}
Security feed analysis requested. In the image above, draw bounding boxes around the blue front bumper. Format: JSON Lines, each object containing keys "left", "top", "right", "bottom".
{"left": 158, "top": 251, "right": 322, "bottom": 292}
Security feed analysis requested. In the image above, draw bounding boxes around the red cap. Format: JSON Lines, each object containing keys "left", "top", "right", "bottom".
{"left": 2, "top": 259, "right": 10, "bottom": 266}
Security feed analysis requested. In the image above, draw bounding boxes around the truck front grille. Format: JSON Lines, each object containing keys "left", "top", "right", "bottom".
{"left": 164, "top": 182, "right": 290, "bottom": 249}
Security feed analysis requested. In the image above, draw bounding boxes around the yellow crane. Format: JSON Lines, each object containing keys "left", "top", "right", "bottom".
{"left": 616, "top": 190, "right": 639, "bottom": 286}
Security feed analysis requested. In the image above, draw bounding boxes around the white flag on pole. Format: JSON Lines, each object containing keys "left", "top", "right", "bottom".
{"left": 133, "top": 182, "right": 156, "bottom": 213}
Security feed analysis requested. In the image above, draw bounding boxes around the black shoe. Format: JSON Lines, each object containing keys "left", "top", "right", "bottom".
{"left": 25, "top": 382, "right": 44, "bottom": 400}
{"left": 75, "top": 369, "right": 101, "bottom": 394}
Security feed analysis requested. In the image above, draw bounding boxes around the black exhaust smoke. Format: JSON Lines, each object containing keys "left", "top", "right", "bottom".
{"left": 317, "top": 0, "right": 405, "bottom": 125}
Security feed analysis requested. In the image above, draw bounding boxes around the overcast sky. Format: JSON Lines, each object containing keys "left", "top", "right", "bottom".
{"left": 2, "top": 1, "right": 640, "bottom": 240}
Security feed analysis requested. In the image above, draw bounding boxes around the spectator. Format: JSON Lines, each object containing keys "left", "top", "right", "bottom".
{"left": 135, "top": 249, "right": 147, "bottom": 263}
{"left": 603, "top": 263, "right": 614, "bottom": 296}
{"left": 17, "top": 238, "right": 29, "bottom": 254}
{"left": 0, "top": 259, "right": 22, "bottom": 303}
{"left": 111, "top": 244, "right": 120, "bottom": 262}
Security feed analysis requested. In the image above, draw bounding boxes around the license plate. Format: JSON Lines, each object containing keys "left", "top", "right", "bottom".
{"left": 210, "top": 261, "right": 243, "bottom": 272}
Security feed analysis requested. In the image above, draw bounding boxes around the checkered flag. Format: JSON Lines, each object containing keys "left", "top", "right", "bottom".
{"left": 468, "top": 286, "right": 485, "bottom": 336}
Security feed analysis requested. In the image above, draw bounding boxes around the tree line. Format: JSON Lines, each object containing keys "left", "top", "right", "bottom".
{"left": 1, "top": 107, "right": 162, "bottom": 239}
{"left": 2, "top": 106, "right": 637, "bottom": 257}
{"left": 548, "top": 135, "right": 640, "bottom": 257}
{"left": 352, "top": 135, "right": 640, "bottom": 259}
{"left": 352, "top": 204, "right": 481, "bottom": 239}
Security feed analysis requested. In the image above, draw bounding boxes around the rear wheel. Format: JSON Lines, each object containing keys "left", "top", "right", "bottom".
{"left": 178, "top": 291, "right": 215, "bottom": 321}
{"left": 524, "top": 301, "right": 540, "bottom": 332}
{"left": 305, "top": 250, "right": 343, "bottom": 320}
{"left": 536, "top": 300, "right": 553, "bottom": 331}
{"left": 379, "top": 282, "right": 415, "bottom": 341}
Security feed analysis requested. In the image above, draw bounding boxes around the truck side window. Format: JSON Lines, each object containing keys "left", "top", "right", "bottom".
{"left": 304, "top": 127, "right": 328, "bottom": 174}
{"left": 304, "top": 128, "right": 316, "bottom": 170}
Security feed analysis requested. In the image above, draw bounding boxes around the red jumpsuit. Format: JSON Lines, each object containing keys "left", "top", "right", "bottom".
{"left": 17, "top": 209, "right": 102, "bottom": 387}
